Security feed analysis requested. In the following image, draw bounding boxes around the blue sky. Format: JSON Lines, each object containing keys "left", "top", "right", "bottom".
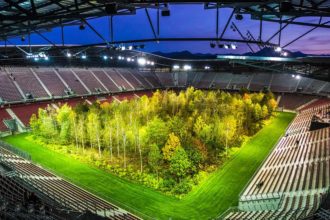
{"left": 5, "top": 4, "right": 330, "bottom": 54}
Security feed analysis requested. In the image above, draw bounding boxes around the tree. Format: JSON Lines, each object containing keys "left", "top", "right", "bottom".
{"left": 169, "top": 148, "right": 191, "bottom": 182}
{"left": 148, "top": 144, "right": 162, "bottom": 180}
{"left": 145, "top": 117, "right": 169, "bottom": 147}
{"left": 162, "top": 133, "right": 181, "bottom": 161}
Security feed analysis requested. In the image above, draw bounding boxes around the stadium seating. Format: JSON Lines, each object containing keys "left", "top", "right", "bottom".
{"left": 33, "top": 68, "right": 67, "bottom": 97}
{"left": 90, "top": 69, "right": 121, "bottom": 92}
{"left": 71, "top": 68, "right": 107, "bottom": 93}
{"left": 221, "top": 100, "right": 330, "bottom": 220}
{"left": 10, "top": 103, "right": 50, "bottom": 126}
{"left": 7, "top": 67, "right": 49, "bottom": 99}
{"left": 116, "top": 68, "right": 144, "bottom": 89}
{"left": 155, "top": 72, "right": 175, "bottom": 87}
{"left": 0, "top": 146, "right": 139, "bottom": 219}
{"left": 278, "top": 94, "right": 317, "bottom": 110}
{"left": 104, "top": 68, "right": 134, "bottom": 91}
{"left": 56, "top": 68, "right": 89, "bottom": 95}
{"left": 249, "top": 73, "right": 271, "bottom": 91}
{"left": 0, "top": 71, "right": 23, "bottom": 102}
{"left": 0, "top": 108, "right": 12, "bottom": 131}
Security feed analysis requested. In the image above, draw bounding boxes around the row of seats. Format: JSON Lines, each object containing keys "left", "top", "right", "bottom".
{"left": 222, "top": 100, "right": 330, "bottom": 219}
{"left": 0, "top": 67, "right": 161, "bottom": 102}
{"left": 0, "top": 146, "right": 140, "bottom": 219}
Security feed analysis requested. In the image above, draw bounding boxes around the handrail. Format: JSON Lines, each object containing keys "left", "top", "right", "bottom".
{"left": 0, "top": 141, "right": 31, "bottom": 160}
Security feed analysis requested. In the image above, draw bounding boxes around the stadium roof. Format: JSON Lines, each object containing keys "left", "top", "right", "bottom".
{"left": 1, "top": 0, "right": 330, "bottom": 40}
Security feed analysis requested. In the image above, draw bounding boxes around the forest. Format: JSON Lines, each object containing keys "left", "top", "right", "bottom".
{"left": 30, "top": 88, "right": 277, "bottom": 196}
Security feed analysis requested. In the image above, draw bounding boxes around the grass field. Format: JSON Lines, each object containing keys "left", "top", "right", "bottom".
{"left": 2, "top": 112, "right": 295, "bottom": 220}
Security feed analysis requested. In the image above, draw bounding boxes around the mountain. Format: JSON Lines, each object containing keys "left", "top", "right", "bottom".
{"left": 151, "top": 48, "right": 314, "bottom": 59}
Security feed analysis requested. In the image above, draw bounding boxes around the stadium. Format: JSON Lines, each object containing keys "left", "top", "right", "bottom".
{"left": 0, "top": 1, "right": 329, "bottom": 220}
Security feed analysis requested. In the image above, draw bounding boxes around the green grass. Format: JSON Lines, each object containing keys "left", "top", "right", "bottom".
{"left": 2, "top": 112, "right": 295, "bottom": 220}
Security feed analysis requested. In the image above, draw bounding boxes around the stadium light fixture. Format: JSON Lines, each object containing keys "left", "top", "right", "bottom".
{"left": 230, "top": 44, "right": 237, "bottom": 50}
{"left": 121, "top": 46, "right": 126, "bottom": 51}
{"left": 183, "top": 65, "right": 192, "bottom": 71}
{"left": 275, "top": 47, "right": 282, "bottom": 52}
{"left": 44, "top": 56, "right": 49, "bottom": 61}
{"left": 204, "top": 66, "right": 210, "bottom": 70}
{"left": 34, "top": 57, "right": 39, "bottom": 61}
{"left": 103, "top": 55, "right": 108, "bottom": 60}
{"left": 282, "top": 52, "right": 288, "bottom": 57}
{"left": 128, "top": 46, "right": 133, "bottom": 50}
{"left": 173, "top": 65, "right": 180, "bottom": 70}
{"left": 292, "top": 74, "right": 295, "bottom": 78}
{"left": 137, "top": 57, "right": 147, "bottom": 66}
{"left": 127, "top": 57, "right": 132, "bottom": 62}
{"left": 81, "top": 54, "right": 87, "bottom": 59}
{"left": 66, "top": 52, "right": 72, "bottom": 58}
{"left": 224, "top": 44, "right": 229, "bottom": 49}
{"left": 296, "top": 75, "right": 301, "bottom": 79}
{"left": 150, "top": 61, "right": 155, "bottom": 66}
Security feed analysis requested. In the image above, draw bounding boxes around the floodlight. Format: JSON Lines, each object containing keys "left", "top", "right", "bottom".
{"left": 127, "top": 57, "right": 132, "bottom": 62}
{"left": 296, "top": 75, "right": 301, "bottom": 79}
{"left": 128, "top": 46, "right": 133, "bottom": 50}
{"left": 44, "top": 56, "right": 49, "bottom": 61}
{"left": 282, "top": 52, "right": 288, "bottom": 57}
{"left": 204, "top": 66, "right": 210, "bottom": 70}
{"left": 224, "top": 44, "right": 229, "bottom": 49}
{"left": 81, "top": 54, "right": 87, "bottom": 59}
{"left": 137, "top": 57, "right": 147, "bottom": 66}
{"left": 150, "top": 61, "right": 155, "bottom": 66}
{"left": 230, "top": 44, "right": 237, "bottom": 50}
{"left": 173, "top": 65, "right": 180, "bottom": 70}
{"left": 183, "top": 65, "right": 192, "bottom": 71}
{"left": 66, "top": 52, "right": 72, "bottom": 58}
{"left": 103, "top": 55, "right": 108, "bottom": 60}
{"left": 275, "top": 47, "right": 282, "bottom": 52}
{"left": 292, "top": 74, "right": 295, "bottom": 78}
{"left": 34, "top": 57, "right": 39, "bottom": 61}
{"left": 121, "top": 46, "right": 126, "bottom": 51}
{"left": 146, "top": 61, "right": 151, "bottom": 65}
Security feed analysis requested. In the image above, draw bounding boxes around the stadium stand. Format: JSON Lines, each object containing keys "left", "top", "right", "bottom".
{"left": 6, "top": 67, "right": 49, "bottom": 99}
{"left": 71, "top": 68, "right": 107, "bottom": 93}
{"left": 33, "top": 68, "right": 68, "bottom": 97}
{"left": 10, "top": 103, "right": 50, "bottom": 127}
{"left": 116, "top": 68, "right": 144, "bottom": 89}
{"left": 0, "top": 108, "right": 12, "bottom": 132}
{"left": 56, "top": 68, "right": 89, "bottom": 95}
{"left": 220, "top": 99, "right": 330, "bottom": 220}
{"left": 0, "top": 70, "right": 23, "bottom": 103}
{"left": 277, "top": 93, "right": 317, "bottom": 110}
{"left": 90, "top": 69, "right": 121, "bottom": 92}
{"left": 0, "top": 144, "right": 140, "bottom": 220}
{"left": 104, "top": 68, "right": 134, "bottom": 91}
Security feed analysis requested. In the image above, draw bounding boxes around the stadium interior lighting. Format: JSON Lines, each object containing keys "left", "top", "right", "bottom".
{"left": 146, "top": 60, "right": 151, "bottom": 65}
{"left": 292, "top": 74, "right": 296, "bottom": 78}
{"left": 81, "top": 54, "right": 87, "bottom": 59}
{"left": 128, "top": 46, "right": 133, "bottom": 50}
{"left": 137, "top": 57, "right": 147, "bottom": 66}
{"left": 44, "top": 56, "right": 49, "bottom": 61}
{"left": 282, "top": 52, "right": 288, "bottom": 57}
{"left": 230, "top": 44, "right": 237, "bottom": 50}
{"left": 66, "top": 52, "right": 72, "bottom": 58}
{"left": 150, "top": 61, "right": 155, "bottom": 66}
{"left": 296, "top": 75, "right": 301, "bottom": 79}
{"left": 127, "top": 57, "right": 132, "bottom": 62}
{"left": 173, "top": 65, "right": 180, "bottom": 70}
{"left": 275, "top": 46, "right": 282, "bottom": 52}
{"left": 223, "top": 44, "right": 229, "bottom": 49}
{"left": 204, "top": 66, "right": 210, "bottom": 70}
{"left": 34, "top": 57, "right": 39, "bottom": 61}
{"left": 103, "top": 55, "right": 108, "bottom": 60}
{"left": 121, "top": 46, "right": 126, "bottom": 51}
{"left": 183, "top": 65, "right": 192, "bottom": 71}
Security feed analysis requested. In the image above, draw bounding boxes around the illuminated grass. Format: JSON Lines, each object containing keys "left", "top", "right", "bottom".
{"left": 2, "top": 112, "right": 294, "bottom": 220}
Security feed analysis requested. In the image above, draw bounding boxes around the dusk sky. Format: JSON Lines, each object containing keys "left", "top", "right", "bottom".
{"left": 4, "top": 4, "right": 330, "bottom": 55}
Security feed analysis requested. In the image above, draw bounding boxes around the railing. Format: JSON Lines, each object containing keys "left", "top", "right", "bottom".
{"left": 0, "top": 140, "right": 31, "bottom": 160}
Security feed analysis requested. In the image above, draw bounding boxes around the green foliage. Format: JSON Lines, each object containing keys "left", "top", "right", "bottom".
{"left": 3, "top": 112, "right": 294, "bottom": 220}
{"left": 27, "top": 88, "right": 278, "bottom": 196}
